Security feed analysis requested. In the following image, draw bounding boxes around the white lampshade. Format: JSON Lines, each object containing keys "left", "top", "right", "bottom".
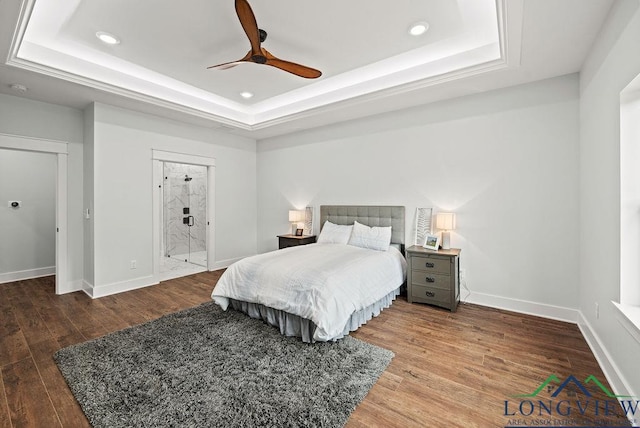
{"left": 436, "top": 212, "right": 456, "bottom": 231}
{"left": 288, "top": 210, "right": 305, "bottom": 223}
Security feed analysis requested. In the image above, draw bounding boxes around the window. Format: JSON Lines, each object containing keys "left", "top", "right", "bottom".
{"left": 618, "top": 73, "right": 640, "bottom": 341}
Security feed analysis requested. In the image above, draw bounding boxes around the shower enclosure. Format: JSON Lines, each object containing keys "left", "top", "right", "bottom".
{"left": 162, "top": 162, "right": 207, "bottom": 267}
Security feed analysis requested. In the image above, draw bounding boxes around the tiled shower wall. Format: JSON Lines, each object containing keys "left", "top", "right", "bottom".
{"left": 163, "top": 162, "right": 207, "bottom": 258}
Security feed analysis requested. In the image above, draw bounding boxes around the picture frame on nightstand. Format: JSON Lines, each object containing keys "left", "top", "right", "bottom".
{"left": 414, "top": 207, "right": 433, "bottom": 246}
{"left": 423, "top": 233, "right": 440, "bottom": 251}
{"left": 295, "top": 228, "right": 304, "bottom": 236}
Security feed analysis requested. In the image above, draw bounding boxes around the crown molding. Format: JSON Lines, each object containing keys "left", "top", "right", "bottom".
{"left": 6, "top": 0, "right": 522, "bottom": 133}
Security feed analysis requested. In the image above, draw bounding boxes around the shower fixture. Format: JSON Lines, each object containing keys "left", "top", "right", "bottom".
{"left": 184, "top": 175, "right": 192, "bottom": 182}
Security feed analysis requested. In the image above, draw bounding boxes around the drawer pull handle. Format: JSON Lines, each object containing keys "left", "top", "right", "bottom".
{"left": 425, "top": 277, "right": 435, "bottom": 283}
{"left": 425, "top": 262, "right": 435, "bottom": 268}
{"left": 426, "top": 291, "right": 435, "bottom": 297}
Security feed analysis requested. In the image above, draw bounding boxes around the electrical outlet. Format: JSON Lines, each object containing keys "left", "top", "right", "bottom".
{"left": 130, "top": 260, "right": 137, "bottom": 269}
{"left": 460, "top": 268, "right": 466, "bottom": 281}
{"left": 595, "top": 302, "right": 599, "bottom": 319}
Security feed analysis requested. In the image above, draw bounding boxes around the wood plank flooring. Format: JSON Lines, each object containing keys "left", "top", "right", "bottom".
{"left": 0, "top": 273, "right": 632, "bottom": 427}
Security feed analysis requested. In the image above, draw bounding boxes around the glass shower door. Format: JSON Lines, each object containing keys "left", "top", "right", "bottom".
{"left": 184, "top": 168, "right": 207, "bottom": 267}
{"left": 163, "top": 162, "right": 207, "bottom": 267}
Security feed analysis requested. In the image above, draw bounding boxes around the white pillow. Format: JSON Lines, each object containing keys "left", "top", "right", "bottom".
{"left": 347, "top": 221, "right": 392, "bottom": 251}
{"left": 316, "top": 221, "right": 353, "bottom": 244}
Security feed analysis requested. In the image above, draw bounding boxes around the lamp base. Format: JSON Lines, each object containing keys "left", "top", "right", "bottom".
{"left": 441, "top": 231, "right": 451, "bottom": 250}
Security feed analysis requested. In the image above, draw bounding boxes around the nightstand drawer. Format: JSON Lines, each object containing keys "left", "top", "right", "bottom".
{"left": 410, "top": 271, "right": 451, "bottom": 290}
{"left": 410, "top": 285, "right": 452, "bottom": 305}
{"left": 411, "top": 256, "right": 450, "bottom": 274}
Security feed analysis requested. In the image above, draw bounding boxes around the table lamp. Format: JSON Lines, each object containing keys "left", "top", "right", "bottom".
{"left": 288, "top": 210, "right": 305, "bottom": 235}
{"left": 436, "top": 212, "right": 456, "bottom": 250}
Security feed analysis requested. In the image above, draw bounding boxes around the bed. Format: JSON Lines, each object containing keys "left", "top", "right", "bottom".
{"left": 211, "top": 205, "right": 406, "bottom": 342}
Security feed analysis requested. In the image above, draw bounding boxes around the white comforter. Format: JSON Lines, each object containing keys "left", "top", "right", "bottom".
{"left": 211, "top": 243, "right": 406, "bottom": 341}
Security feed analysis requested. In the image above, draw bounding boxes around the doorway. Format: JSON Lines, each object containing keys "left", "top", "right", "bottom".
{"left": 152, "top": 150, "right": 215, "bottom": 283}
{"left": 161, "top": 162, "right": 207, "bottom": 279}
{"left": 0, "top": 148, "right": 56, "bottom": 285}
{"left": 0, "top": 133, "right": 68, "bottom": 294}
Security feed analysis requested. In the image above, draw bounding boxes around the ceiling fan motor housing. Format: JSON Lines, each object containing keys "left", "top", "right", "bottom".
{"left": 251, "top": 54, "right": 267, "bottom": 64}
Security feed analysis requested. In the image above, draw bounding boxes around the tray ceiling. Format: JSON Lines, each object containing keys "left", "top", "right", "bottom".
{"left": 8, "top": 0, "right": 509, "bottom": 130}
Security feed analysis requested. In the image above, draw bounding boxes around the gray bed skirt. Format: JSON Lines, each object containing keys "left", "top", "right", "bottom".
{"left": 228, "top": 287, "right": 401, "bottom": 343}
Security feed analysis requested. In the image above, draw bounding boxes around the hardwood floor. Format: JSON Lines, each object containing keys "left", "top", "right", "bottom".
{"left": 0, "top": 273, "right": 632, "bottom": 428}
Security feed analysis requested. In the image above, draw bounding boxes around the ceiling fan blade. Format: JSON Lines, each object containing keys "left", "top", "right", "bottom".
{"left": 262, "top": 49, "right": 322, "bottom": 79}
{"left": 235, "top": 0, "right": 261, "bottom": 55}
{"left": 207, "top": 51, "right": 252, "bottom": 70}
{"left": 207, "top": 61, "right": 242, "bottom": 70}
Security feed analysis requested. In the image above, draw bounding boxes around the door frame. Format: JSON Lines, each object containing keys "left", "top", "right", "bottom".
{"left": 151, "top": 150, "right": 215, "bottom": 283}
{"left": 0, "top": 133, "right": 69, "bottom": 294}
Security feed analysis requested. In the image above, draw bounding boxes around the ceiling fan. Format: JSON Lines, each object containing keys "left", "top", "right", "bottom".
{"left": 208, "top": 0, "right": 322, "bottom": 79}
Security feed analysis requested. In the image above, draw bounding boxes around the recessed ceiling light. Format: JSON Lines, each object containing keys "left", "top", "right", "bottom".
{"left": 9, "top": 83, "right": 28, "bottom": 93}
{"left": 409, "top": 22, "right": 429, "bottom": 36}
{"left": 96, "top": 31, "right": 120, "bottom": 45}
{"left": 240, "top": 91, "right": 254, "bottom": 99}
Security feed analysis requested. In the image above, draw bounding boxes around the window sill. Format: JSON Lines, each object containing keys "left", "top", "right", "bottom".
{"left": 612, "top": 302, "right": 640, "bottom": 344}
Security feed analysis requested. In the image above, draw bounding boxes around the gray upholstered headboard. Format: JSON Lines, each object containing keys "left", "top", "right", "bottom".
{"left": 319, "top": 205, "right": 405, "bottom": 250}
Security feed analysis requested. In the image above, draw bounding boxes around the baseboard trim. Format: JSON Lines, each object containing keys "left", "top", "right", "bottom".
{"left": 65, "top": 279, "right": 84, "bottom": 294}
{"left": 83, "top": 258, "right": 242, "bottom": 299}
{"left": 0, "top": 266, "right": 55, "bottom": 284}
{"left": 577, "top": 311, "right": 637, "bottom": 399}
{"left": 464, "top": 291, "right": 578, "bottom": 323}
{"left": 86, "top": 275, "right": 158, "bottom": 299}
{"left": 209, "top": 257, "right": 245, "bottom": 271}
{"left": 82, "top": 280, "right": 94, "bottom": 298}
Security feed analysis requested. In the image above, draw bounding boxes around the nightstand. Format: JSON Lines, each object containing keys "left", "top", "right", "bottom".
{"left": 406, "top": 246, "right": 461, "bottom": 311}
{"left": 277, "top": 234, "right": 317, "bottom": 249}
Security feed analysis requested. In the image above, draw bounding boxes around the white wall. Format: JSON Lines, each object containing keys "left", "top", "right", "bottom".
{"left": 258, "top": 74, "right": 580, "bottom": 317}
{"left": 0, "top": 93, "right": 84, "bottom": 286}
{"left": 90, "top": 103, "right": 257, "bottom": 292}
{"left": 0, "top": 149, "right": 56, "bottom": 280}
{"left": 579, "top": 0, "right": 640, "bottom": 398}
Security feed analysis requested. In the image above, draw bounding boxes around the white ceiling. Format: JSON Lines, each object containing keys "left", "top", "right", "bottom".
{"left": 0, "top": 0, "right": 614, "bottom": 139}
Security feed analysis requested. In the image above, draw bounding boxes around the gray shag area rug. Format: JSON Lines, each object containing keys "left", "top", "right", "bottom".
{"left": 54, "top": 302, "right": 394, "bottom": 428}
